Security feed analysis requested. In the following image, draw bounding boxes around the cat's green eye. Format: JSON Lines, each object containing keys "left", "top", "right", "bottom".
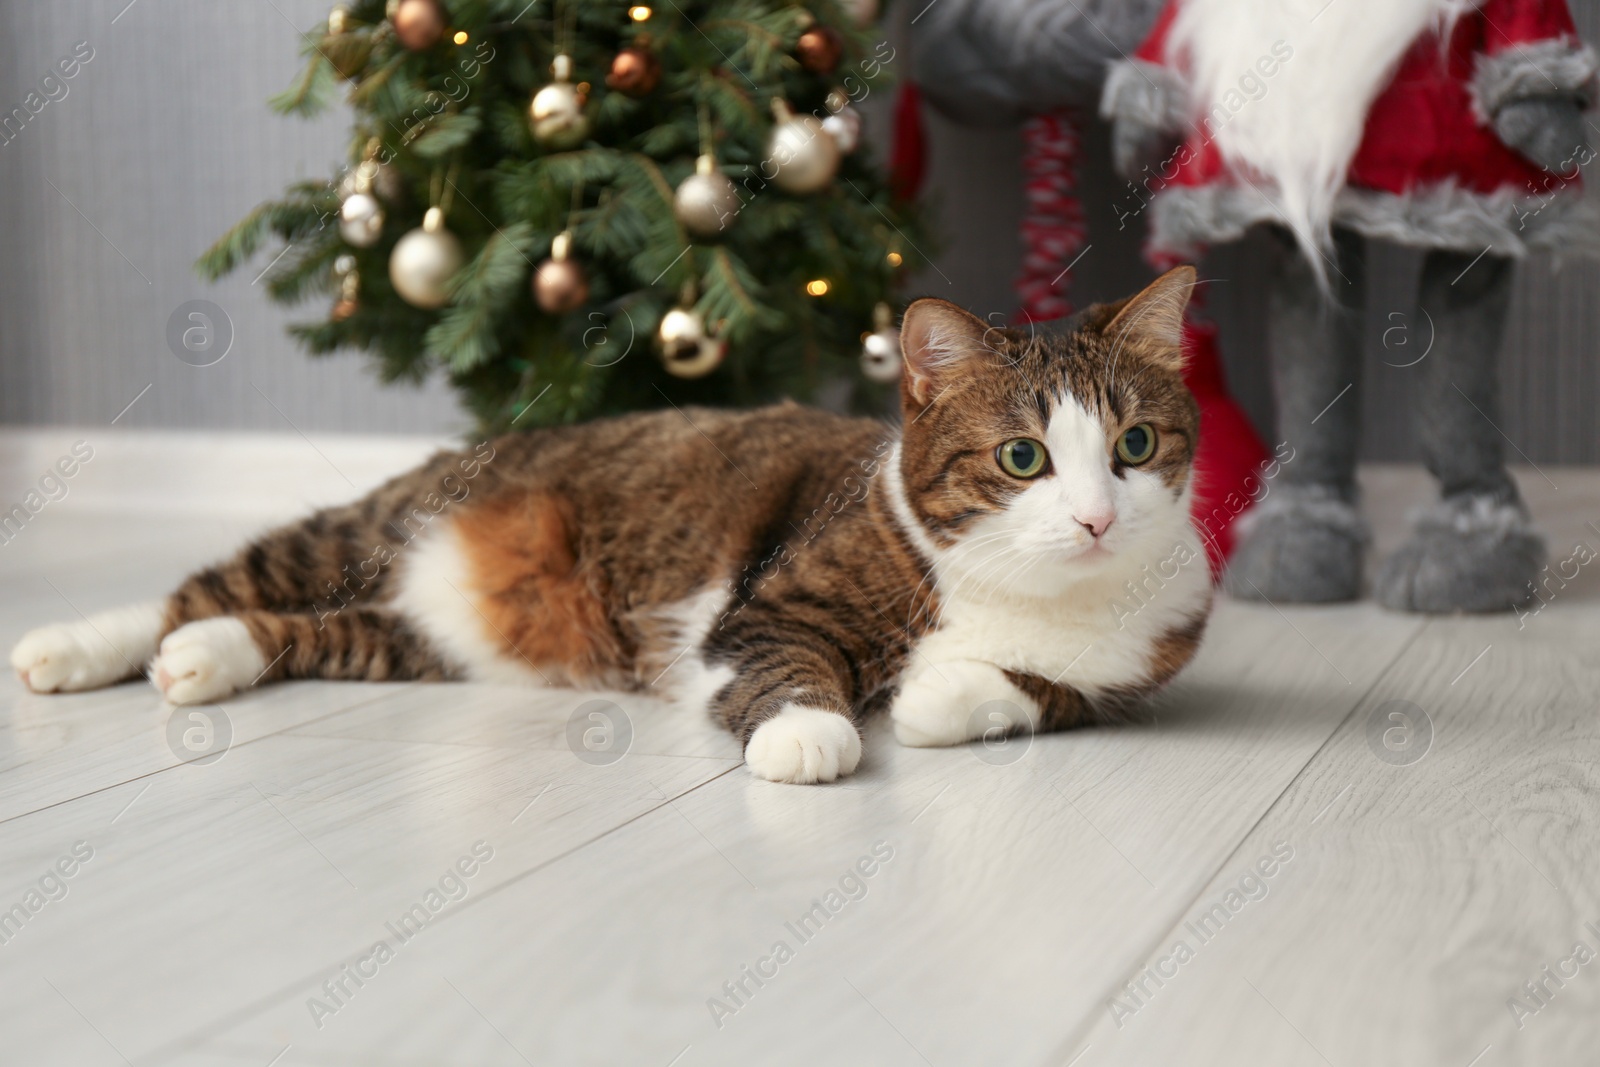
{"left": 997, "top": 438, "right": 1049, "bottom": 479}
{"left": 1116, "top": 424, "right": 1158, "bottom": 465}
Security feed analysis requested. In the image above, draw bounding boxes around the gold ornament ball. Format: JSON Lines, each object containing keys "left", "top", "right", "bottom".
{"left": 533, "top": 260, "right": 589, "bottom": 313}
{"left": 795, "top": 26, "right": 843, "bottom": 73}
{"left": 389, "top": 207, "right": 463, "bottom": 309}
{"left": 861, "top": 327, "right": 902, "bottom": 383}
{"left": 339, "top": 192, "right": 385, "bottom": 248}
{"left": 767, "top": 110, "right": 840, "bottom": 194}
{"left": 674, "top": 156, "right": 741, "bottom": 238}
{"left": 658, "top": 308, "right": 725, "bottom": 379}
{"left": 392, "top": 0, "right": 447, "bottom": 50}
{"left": 606, "top": 46, "right": 661, "bottom": 97}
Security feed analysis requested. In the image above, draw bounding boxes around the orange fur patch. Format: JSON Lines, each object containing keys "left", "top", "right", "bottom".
{"left": 454, "top": 492, "right": 626, "bottom": 687}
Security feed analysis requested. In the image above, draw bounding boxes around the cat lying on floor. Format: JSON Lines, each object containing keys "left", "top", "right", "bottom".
{"left": 11, "top": 268, "right": 1212, "bottom": 784}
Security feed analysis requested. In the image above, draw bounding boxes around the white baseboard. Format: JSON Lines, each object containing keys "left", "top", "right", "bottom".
{"left": 0, "top": 428, "right": 455, "bottom": 519}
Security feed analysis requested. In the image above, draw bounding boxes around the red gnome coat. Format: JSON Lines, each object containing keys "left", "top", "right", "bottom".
{"left": 1102, "top": 0, "right": 1598, "bottom": 263}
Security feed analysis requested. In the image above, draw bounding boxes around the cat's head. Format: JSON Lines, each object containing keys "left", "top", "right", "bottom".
{"left": 891, "top": 267, "right": 1201, "bottom": 599}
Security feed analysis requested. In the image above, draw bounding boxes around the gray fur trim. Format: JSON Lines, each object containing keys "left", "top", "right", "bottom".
{"left": 1147, "top": 180, "right": 1600, "bottom": 258}
{"left": 1409, "top": 493, "right": 1535, "bottom": 540}
{"left": 1099, "top": 60, "right": 1189, "bottom": 133}
{"left": 1470, "top": 39, "right": 1598, "bottom": 121}
{"left": 1233, "top": 484, "right": 1370, "bottom": 543}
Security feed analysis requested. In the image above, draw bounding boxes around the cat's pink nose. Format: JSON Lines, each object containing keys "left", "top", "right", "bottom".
{"left": 1075, "top": 508, "right": 1116, "bottom": 539}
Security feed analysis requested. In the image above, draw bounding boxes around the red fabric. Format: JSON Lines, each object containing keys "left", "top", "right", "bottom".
{"left": 1016, "top": 112, "right": 1088, "bottom": 321}
{"left": 1180, "top": 315, "right": 1270, "bottom": 574}
{"left": 890, "top": 81, "right": 928, "bottom": 202}
{"left": 1140, "top": 0, "right": 1584, "bottom": 199}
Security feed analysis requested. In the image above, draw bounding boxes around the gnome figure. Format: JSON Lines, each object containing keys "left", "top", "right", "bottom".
{"left": 1101, "top": 0, "right": 1596, "bottom": 611}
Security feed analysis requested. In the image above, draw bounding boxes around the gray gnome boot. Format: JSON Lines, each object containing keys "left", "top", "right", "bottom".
{"left": 1225, "top": 226, "right": 1370, "bottom": 604}
{"left": 1373, "top": 249, "right": 1545, "bottom": 613}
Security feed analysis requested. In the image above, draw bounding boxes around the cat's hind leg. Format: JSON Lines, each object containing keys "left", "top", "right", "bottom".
{"left": 152, "top": 608, "right": 456, "bottom": 705}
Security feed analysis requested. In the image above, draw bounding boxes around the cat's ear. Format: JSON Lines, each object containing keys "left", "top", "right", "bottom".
{"left": 899, "top": 298, "right": 994, "bottom": 407}
{"left": 1100, "top": 266, "right": 1196, "bottom": 369}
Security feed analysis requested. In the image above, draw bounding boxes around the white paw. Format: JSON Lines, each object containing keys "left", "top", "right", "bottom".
{"left": 890, "top": 660, "right": 1038, "bottom": 748}
{"left": 12, "top": 624, "right": 119, "bottom": 693}
{"left": 152, "top": 618, "right": 266, "bottom": 705}
{"left": 744, "top": 706, "right": 862, "bottom": 784}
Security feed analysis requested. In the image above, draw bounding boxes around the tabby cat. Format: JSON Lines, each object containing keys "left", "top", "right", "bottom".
{"left": 11, "top": 268, "right": 1211, "bottom": 784}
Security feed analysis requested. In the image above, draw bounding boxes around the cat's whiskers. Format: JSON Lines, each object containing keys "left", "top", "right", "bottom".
{"left": 943, "top": 538, "right": 1032, "bottom": 606}
{"left": 980, "top": 549, "right": 1048, "bottom": 607}
{"left": 903, "top": 527, "right": 1013, "bottom": 629}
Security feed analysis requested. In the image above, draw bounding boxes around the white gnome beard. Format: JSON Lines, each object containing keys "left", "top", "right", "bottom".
{"left": 1166, "top": 0, "right": 1472, "bottom": 264}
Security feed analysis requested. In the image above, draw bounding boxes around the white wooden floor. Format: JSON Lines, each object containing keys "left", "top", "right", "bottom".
{"left": 2, "top": 431, "right": 1598, "bottom": 1067}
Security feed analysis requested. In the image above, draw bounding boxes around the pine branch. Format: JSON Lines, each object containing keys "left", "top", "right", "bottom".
{"left": 411, "top": 109, "right": 483, "bottom": 158}
{"left": 270, "top": 47, "right": 336, "bottom": 116}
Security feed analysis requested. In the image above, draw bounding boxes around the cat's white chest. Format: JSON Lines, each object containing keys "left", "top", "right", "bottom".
{"left": 909, "top": 532, "right": 1212, "bottom": 697}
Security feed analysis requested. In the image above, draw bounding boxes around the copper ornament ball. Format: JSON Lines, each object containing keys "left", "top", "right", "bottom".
{"left": 795, "top": 25, "right": 843, "bottom": 74}
{"left": 392, "top": 0, "right": 447, "bottom": 51}
{"left": 606, "top": 46, "right": 661, "bottom": 97}
{"left": 534, "top": 259, "right": 589, "bottom": 313}
{"left": 533, "top": 231, "right": 589, "bottom": 314}
{"left": 331, "top": 296, "right": 360, "bottom": 322}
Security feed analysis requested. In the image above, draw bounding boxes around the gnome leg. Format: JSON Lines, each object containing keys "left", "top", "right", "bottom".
{"left": 1224, "top": 225, "right": 1368, "bottom": 603}
{"left": 1373, "top": 251, "right": 1544, "bottom": 613}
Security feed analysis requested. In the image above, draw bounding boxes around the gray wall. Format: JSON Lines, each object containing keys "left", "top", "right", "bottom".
{"left": 0, "top": 0, "right": 467, "bottom": 435}
{"left": 3, "top": 0, "right": 1598, "bottom": 463}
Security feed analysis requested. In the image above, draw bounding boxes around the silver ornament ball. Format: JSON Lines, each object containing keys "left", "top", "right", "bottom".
{"left": 767, "top": 109, "right": 840, "bottom": 194}
{"left": 861, "top": 326, "right": 903, "bottom": 383}
{"left": 389, "top": 207, "right": 463, "bottom": 309}
{"left": 822, "top": 104, "right": 862, "bottom": 155}
{"left": 530, "top": 55, "right": 589, "bottom": 148}
{"left": 674, "top": 156, "right": 741, "bottom": 238}
{"left": 658, "top": 307, "right": 726, "bottom": 379}
{"left": 339, "top": 192, "right": 385, "bottom": 248}
{"left": 842, "top": 0, "right": 880, "bottom": 26}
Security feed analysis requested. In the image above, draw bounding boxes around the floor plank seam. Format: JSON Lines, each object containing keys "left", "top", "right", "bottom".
{"left": 0, "top": 685, "right": 423, "bottom": 828}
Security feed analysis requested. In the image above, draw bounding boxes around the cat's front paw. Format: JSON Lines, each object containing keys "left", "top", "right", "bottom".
{"left": 152, "top": 618, "right": 265, "bottom": 705}
{"left": 744, "top": 706, "right": 862, "bottom": 784}
{"left": 890, "top": 660, "right": 1037, "bottom": 748}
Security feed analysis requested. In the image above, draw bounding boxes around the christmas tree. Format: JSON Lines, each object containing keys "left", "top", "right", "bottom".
{"left": 199, "top": 0, "right": 924, "bottom": 431}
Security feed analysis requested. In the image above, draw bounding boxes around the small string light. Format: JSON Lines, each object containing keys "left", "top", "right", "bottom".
{"left": 629, "top": 5, "right": 653, "bottom": 20}
{"left": 805, "top": 279, "right": 829, "bottom": 297}
{"left": 453, "top": 30, "right": 468, "bottom": 44}
{"left": 886, "top": 251, "right": 903, "bottom": 267}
